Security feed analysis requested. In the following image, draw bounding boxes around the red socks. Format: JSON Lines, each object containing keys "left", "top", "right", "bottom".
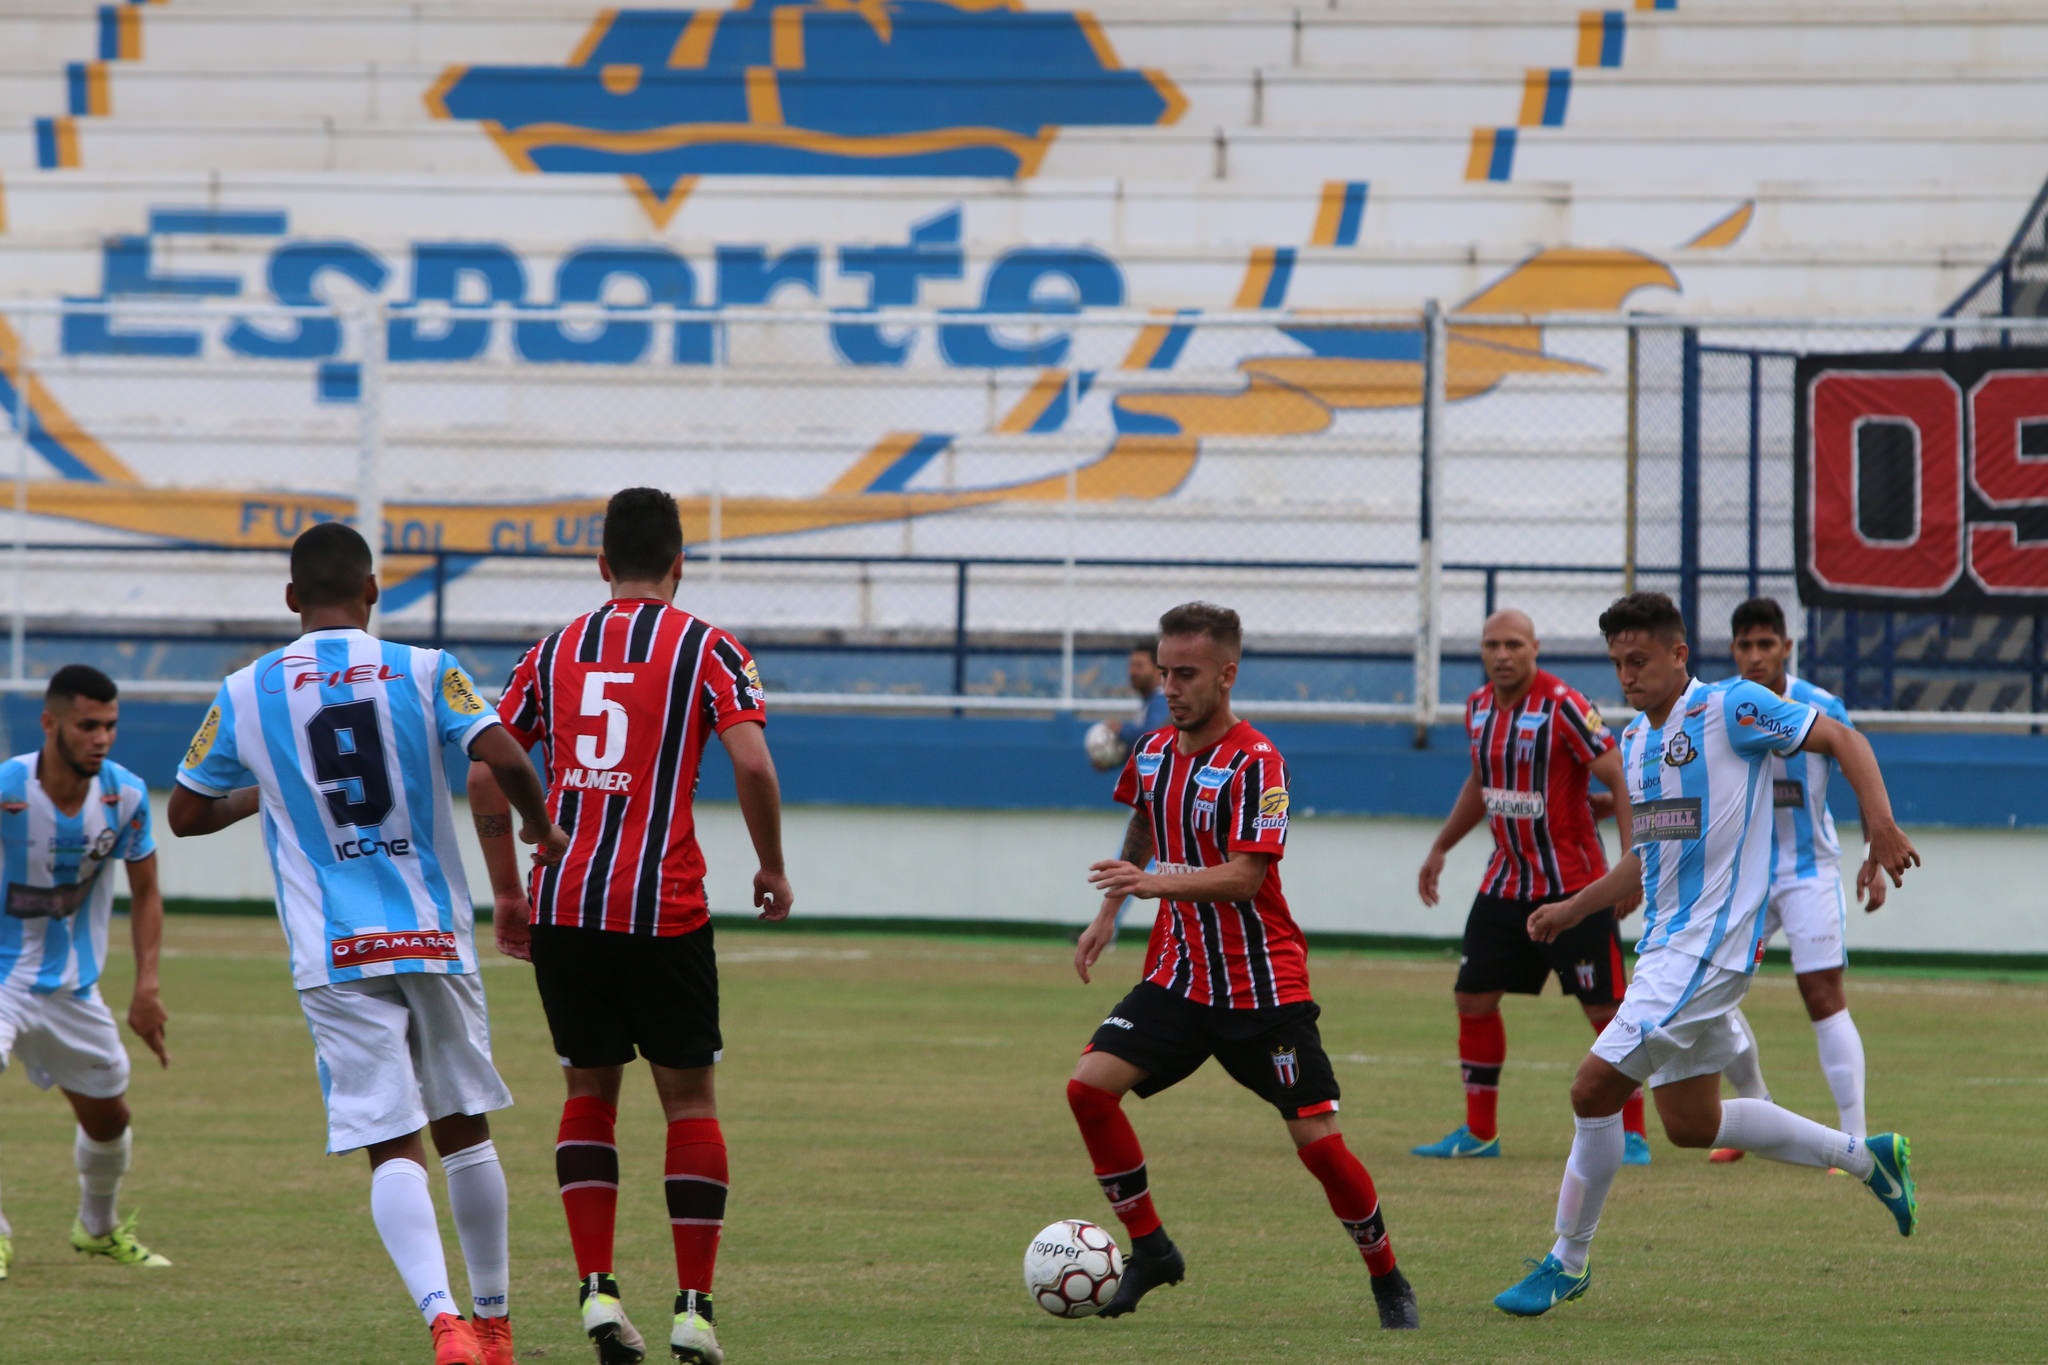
{"left": 665, "top": 1118, "right": 729, "bottom": 1295}
{"left": 1589, "top": 1015, "right": 1649, "bottom": 1136}
{"left": 1297, "top": 1133, "right": 1397, "bottom": 1276}
{"left": 1459, "top": 1011, "right": 1507, "bottom": 1140}
{"left": 556, "top": 1096, "right": 619, "bottom": 1278}
{"left": 1066, "top": 1079, "right": 1161, "bottom": 1238}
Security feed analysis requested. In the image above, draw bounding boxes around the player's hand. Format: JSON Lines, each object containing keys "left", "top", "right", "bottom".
{"left": 128, "top": 988, "right": 169, "bottom": 1068}
{"left": 1527, "top": 896, "right": 1588, "bottom": 944}
{"left": 522, "top": 820, "right": 570, "bottom": 868}
{"left": 1858, "top": 821, "right": 1919, "bottom": 902}
{"left": 1087, "top": 859, "right": 1150, "bottom": 900}
{"left": 1075, "top": 907, "right": 1118, "bottom": 984}
{"left": 1417, "top": 847, "right": 1446, "bottom": 906}
{"left": 493, "top": 891, "right": 534, "bottom": 962}
{"left": 1589, "top": 790, "right": 1617, "bottom": 822}
{"left": 1612, "top": 884, "right": 1643, "bottom": 921}
{"left": 754, "top": 868, "right": 793, "bottom": 922}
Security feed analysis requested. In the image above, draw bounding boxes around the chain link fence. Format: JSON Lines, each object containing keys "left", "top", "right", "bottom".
{"left": 6, "top": 298, "right": 2048, "bottom": 724}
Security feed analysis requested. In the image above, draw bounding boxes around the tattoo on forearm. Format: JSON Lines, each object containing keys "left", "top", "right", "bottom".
{"left": 473, "top": 812, "right": 511, "bottom": 838}
{"left": 1120, "top": 810, "right": 1155, "bottom": 866}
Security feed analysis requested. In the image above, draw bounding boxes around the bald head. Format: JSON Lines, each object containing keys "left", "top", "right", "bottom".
{"left": 1480, "top": 608, "right": 1540, "bottom": 701}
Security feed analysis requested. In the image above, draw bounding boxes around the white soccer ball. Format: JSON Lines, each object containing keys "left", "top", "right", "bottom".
{"left": 1083, "top": 721, "right": 1128, "bottom": 772}
{"left": 1024, "top": 1218, "right": 1123, "bottom": 1318}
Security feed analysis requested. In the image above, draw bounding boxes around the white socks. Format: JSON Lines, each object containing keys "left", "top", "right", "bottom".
{"left": 1712, "top": 1097, "right": 1874, "bottom": 1178}
{"left": 441, "top": 1141, "right": 511, "bottom": 1321}
{"left": 1812, "top": 1010, "right": 1867, "bottom": 1140}
{"left": 1550, "top": 1112, "right": 1623, "bottom": 1274}
{"left": 1720, "top": 1008, "right": 1771, "bottom": 1102}
{"left": 370, "top": 1158, "right": 457, "bottom": 1325}
{"left": 75, "top": 1127, "right": 130, "bottom": 1238}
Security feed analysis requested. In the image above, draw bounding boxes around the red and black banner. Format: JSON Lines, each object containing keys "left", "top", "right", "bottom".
{"left": 1796, "top": 348, "right": 2048, "bottom": 610}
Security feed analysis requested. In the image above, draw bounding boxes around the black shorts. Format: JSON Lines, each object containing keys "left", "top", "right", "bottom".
{"left": 1455, "top": 892, "right": 1626, "bottom": 1004}
{"left": 1085, "top": 981, "right": 1340, "bottom": 1120}
{"left": 529, "top": 921, "right": 721, "bottom": 1070}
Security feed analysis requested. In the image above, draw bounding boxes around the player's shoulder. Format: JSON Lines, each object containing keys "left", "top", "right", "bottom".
{"left": 0, "top": 752, "right": 32, "bottom": 795}
{"left": 1535, "top": 669, "right": 1595, "bottom": 710}
{"left": 1787, "top": 674, "right": 1848, "bottom": 719}
{"left": 1226, "top": 722, "right": 1284, "bottom": 766}
{"left": 1464, "top": 681, "right": 1493, "bottom": 712}
{"left": 97, "top": 758, "right": 149, "bottom": 798}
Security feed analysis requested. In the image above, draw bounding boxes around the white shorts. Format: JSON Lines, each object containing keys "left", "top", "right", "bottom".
{"left": 1590, "top": 947, "right": 1756, "bottom": 1089}
{"left": 0, "top": 982, "right": 130, "bottom": 1098}
{"left": 1760, "top": 876, "right": 1848, "bottom": 974}
{"left": 299, "top": 971, "right": 513, "bottom": 1154}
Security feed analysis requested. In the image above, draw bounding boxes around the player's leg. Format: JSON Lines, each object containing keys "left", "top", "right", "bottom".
{"left": 1069, "top": 984, "right": 1202, "bottom": 1318}
{"left": 302, "top": 979, "right": 476, "bottom": 1362}
{"left": 630, "top": 924, "right": 727, "bottom": 1365}
{"left": 41, "top": 986, "right": 166, "bottom": 1266}
{"left": 408, "top": 971, "right": 517, "bottom": 1365}
{"left": 1552, "top": 908, "right": 1650, "bottom": 1163}
{"left": 0, "top": 985, "right": 26, "bottom": 1273}
{"left": 1414, "top": 895, "right": 1532, "bottom": 1157}
{"left": 1493, "top": 1051, "right": 1638, "bottom": 1316}
{"left": 1217, "top": 1001, "right": 1417, "bottom": 1329}
{"left": 649, "top": 1062, "right": 723, "bottom": 1364}
{"left": 530, "top": 922, "right": 648, "bottom": 1364}
{"left": 1786, "top": 878, "right": 1865, "bottom": 1140}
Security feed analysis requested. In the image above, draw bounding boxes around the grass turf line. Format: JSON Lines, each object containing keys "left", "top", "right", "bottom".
{"left": 0, "top": 916, "right": 2041, "bottom": 1363}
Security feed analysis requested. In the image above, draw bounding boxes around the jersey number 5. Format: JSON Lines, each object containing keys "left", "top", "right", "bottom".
{"left": 306, "top": 700, "right": 395, "bottom": 828}
{"left": 575, "top": 672, "right": 634, "bottom": 771}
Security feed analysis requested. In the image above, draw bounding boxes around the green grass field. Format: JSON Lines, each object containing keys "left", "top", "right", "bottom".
{"left": 2, "top": 915, "right": 2043, "bottom": 1364}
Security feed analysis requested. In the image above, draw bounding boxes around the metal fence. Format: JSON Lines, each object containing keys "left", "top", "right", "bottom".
{"left": 6, "top": 298, "right": 2048, "bottom": 726}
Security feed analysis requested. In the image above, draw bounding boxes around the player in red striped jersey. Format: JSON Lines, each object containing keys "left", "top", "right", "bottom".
{"left": 1412, "top": 609, "right": 1648, "bottom": 1164}
{"left": 1067, "top": 602, "right": 1418, "bottom": 1331}
{"left": 467, "top": 487, "right": 792, "bottom": 1365}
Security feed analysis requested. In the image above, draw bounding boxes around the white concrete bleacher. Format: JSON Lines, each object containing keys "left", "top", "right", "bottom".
{"left": 0, "top": 0, "right": 2041, "bottom": 652}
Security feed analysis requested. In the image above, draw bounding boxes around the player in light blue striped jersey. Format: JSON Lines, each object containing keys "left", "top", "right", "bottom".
{"left": 1707, "top": 597, "right": 1873, "bottom": 1164}
{"left": 0, "top": 666, "right": 172, "bottom": 1277}
{"left": 1493, "top": 592, "right": 1921, "bottom": 1319}
{"left": 168, "top": 523, "right": 564, "bottom": 1365}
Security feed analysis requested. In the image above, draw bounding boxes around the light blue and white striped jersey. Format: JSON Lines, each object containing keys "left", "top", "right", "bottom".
{"left": 1768, "top": 673, "right": 1851, "bottom": 885}
{"left": 0, "top": 753, "right": 154, "bottom": 996}
{"left": 1621, "top": 676, "right": 1818, "bottom": 974}
{"left": 175, "top": 629, "right": 500, "bottom": 990}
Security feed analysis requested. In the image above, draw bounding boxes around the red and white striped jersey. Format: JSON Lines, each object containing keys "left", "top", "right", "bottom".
{"left": 1465, "top": 669, "right": 1614, "bottom": 900}
{"left": 496, "top": 598, "right": 765, "bottom": 935}
{"left": 1112, "top": 719, "right": 1310, "bottom": 1010}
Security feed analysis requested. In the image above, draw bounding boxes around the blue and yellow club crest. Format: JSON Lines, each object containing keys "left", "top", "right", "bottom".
{"left": 426, "top": 0, "right": 1186, "bottom": 225}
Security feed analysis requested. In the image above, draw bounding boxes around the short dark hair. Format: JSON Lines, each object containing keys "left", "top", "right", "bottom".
{"left": 46, "top": 664, "right": 116, "bottom": 706}
{"left": 1129, "top": 637, "right": 1157, "bottom": 659}
{"left": 1598, "top": 591, "right": 1687, "bottom": 645}
{"left": 602, "top": 486, "right": 684, "bottom": 581}
{"left": 1730, "top": 596, "right": 1788, "bottom": 639}
{"left": 1158, "top": 601, "right": 1242, "bottom": 654}
{"left": 289, "top": 522, "right": 373, "bottom": 607}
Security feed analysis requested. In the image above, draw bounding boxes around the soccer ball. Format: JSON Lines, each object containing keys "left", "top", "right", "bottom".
{"left": 1023, "top": 1218, "right": 1123, "bottom": 1318}
{"left": 1083, "top": 721, "right": 1128, "bottom": 772}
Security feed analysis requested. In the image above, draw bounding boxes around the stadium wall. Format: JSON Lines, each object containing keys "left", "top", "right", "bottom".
{"left": 93, "top": 707, "right": 2048, "bottom": 957}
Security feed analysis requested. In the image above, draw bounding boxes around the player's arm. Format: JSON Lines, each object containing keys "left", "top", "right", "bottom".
{"left": 1090, "top": 849, "right": 1268, "bottom": 906}
{"left": 1584, "top": 745, "right": 1641, "bottom": 918}
{"left": 1418, "top": 765, "right": 1486, "bottom": 906}
{"left": 1075, "top": 809, "right": 1153, "bottom": 983}
{"left": 470, "top": 724, "right": 566, "bottom": 863}
{"left": 1799, "top": 716, "right": 1919, "bottom": 906}
{"left": 165, "top": 783, "right": 260, "bottom": 838}
{"left": 1528, "top": 849, "right": 1642, "bottom": 944}
{"left": 721, "top": 720, "right": 792, "bottom": 922}
{"left": 121, "top": 852, "right": 170, "bottom": 1068}
{"left": 465, "top": 755, "right": 536, "bottom": 962}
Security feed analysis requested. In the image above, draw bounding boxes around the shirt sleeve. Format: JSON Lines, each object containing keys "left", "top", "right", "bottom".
{"left": 434, "top": 651, "right": 501, "bottom": 754}
{"left": 117, "top": 777, "right": 156, "bottom": 862}
{"left": 175, "top": 685, "right": 252, "bottom": 798}
{"left": 1111, "top": 743, "right": 1144, "bottom": 809}
{"left": 701, "top": 632, "right": 767, "bottom": 735}
{"left": 1723, "top": 679, "right": 1817, "bottom": 760}
{"left": 1553, "top": 686, "right": 1615, "bottom": 765}
{"left": 495, "top": 645, "right": 546, "bottom": 750}
{"left": 1227, "top": 755, "right": 1290, "bottom": 860}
